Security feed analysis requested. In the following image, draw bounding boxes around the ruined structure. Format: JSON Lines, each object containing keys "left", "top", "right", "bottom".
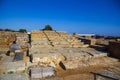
{"left": 0, "top": 31, "right": 16, "bottom": 53}
{"left": 0, "top": 30, "right": 120, "bottom": 80}
{"left": 30, "top": 30, "right": 88, "bottom": 48}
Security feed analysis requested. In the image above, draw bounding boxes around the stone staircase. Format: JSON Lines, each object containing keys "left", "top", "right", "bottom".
{"left": 30, "top": 30, "right": 88, "bottom": 49}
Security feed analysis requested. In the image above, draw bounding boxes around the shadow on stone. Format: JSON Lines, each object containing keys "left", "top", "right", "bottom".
{"left": 90, "top": 45, "right": 107, "bottom": 53}
{"left": 6, "top": 51, "right": 10, "bottom": 56}
{"left": 29, "top": 69, "right": 31, "bottom": 77}
{"left": 59, "top": 61, "right": 66, "bottom": 70}
{"left": 30, "top": 55, "right": 33, "bottom": 63}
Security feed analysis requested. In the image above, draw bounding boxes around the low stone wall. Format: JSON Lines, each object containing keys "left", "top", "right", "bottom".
{"left": 108, "top": 41, "right": 120, "bottom": 59}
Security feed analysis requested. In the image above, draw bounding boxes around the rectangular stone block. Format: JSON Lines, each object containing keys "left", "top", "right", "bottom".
{"left": 0, "top": 73, "right": 29, "bottom": 80}
{"left": 30, "top": 67, "right": 54, "bottom": 78}
{"left": 0, "top": 61, "right": 26, "bottom": 74}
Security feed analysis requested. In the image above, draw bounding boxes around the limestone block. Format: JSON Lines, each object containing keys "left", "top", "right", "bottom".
{"left": 30, "top": 67, "right": 54, "bottom": 78}
{"left": 10, "top": 43, "right": 21, "bottom": 52}
{"left": 61, "top": 52, "right": 92, "bottom": 61}
{"left": 0, "top": 73, "right": 29, "bottom": 80}
{"left": 61, "top": 57, "right": 118, "bottom": 69}
{"left": 0, "top": 61, "right": 26, "bottom": 74}
{"left": 16, "top": 34, "right": 29, "bottom": 43}
{"left": 32, "top": 53, "right": 65, "bottom": 65}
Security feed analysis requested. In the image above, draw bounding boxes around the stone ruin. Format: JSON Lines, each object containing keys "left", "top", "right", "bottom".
{"left": 30, "top": 30, "right": 88, "bottom": 49}
{"left": 79, "top": 34, "right": 111, "bottom": 46}
{"left": 0, "top": 30, "right": 120, "bottom": 80}
{"left": 0, "top": 31, "right": 30, "bottom": 74}
{"left": 29, "top": 30, "right": 120, "bottom": 79}
{"left": 0, "top": 31, "right": 16, "bottom": 53}
{"left": 0, "top": 31, "right": 30, "bottom": 54}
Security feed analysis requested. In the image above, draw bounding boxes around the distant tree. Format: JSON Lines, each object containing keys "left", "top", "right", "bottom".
{"left": 5, "top": 29, "right": 11, "bottom": 31}
{"left": 43, "top": 25, "right": 53, "bottom": 31}
{"left": 4, "top": 29, "right": 15, "bottom": 32}
{"left": 18, "top": 29, "right": 27, "bottom": 33}
{"left": 0, "top": 29, "right": 3, "bottom": 31}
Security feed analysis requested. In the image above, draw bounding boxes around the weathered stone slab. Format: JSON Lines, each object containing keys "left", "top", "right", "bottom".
{"left": 14, "top": 52, "right": 24, "bottom": 61}
{"left": 0, "top": 61, "right": 26, "bottom": 74}
{"left": 3, "top": 57, "right": 14, "bottom": 62}
{"left": 30, "top": 67, "right": 54, "bottom": 78}
{"left": 16, "top": 33, "right": 29, "bottom": 43}
{"left": 61, "top": 52, "right": 92, "bottom": 61}
{"left": 94, "top": 65, "right": 120, "bottom": 80}
{"left": 61, "top": 57, "right": 118, "bottom": 69}
{"left": 10, "top": 43, "right": 21, "bottom": 52}
{"left": 0, "top": 73, "right": 29, "bottom": 80}
{"left": 77, "top": 48, "right": 107, "bottom": 58}
{"left": 32, "top": 53, "right": 65, "bottom": 65}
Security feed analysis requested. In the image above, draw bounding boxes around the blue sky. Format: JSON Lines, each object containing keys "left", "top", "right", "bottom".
{"left": 0, "top": 0, "right": 120, "bottom": 36}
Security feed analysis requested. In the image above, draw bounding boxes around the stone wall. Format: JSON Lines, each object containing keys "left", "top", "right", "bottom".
{"left": 0, "top": 31, "right": 16, "bottom": 53}
{"left": 108, "top": 41, "right": 120, "bottom": 59}
{"left": 0, "top": 31, "right": 29, "bottom": 53}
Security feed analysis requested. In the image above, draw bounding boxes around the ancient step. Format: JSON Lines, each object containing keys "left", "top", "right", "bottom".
{"left": 30, "top": 67, "right": 54, "bottom": 78}
{"left": 61, "top": 57, "right": 118, "bottom": 69}
{"left": 92, "top": 64, "right": 120, "bottom": 80}
{"left": 31, "top": 53, "right": 65, "bottom": 66}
